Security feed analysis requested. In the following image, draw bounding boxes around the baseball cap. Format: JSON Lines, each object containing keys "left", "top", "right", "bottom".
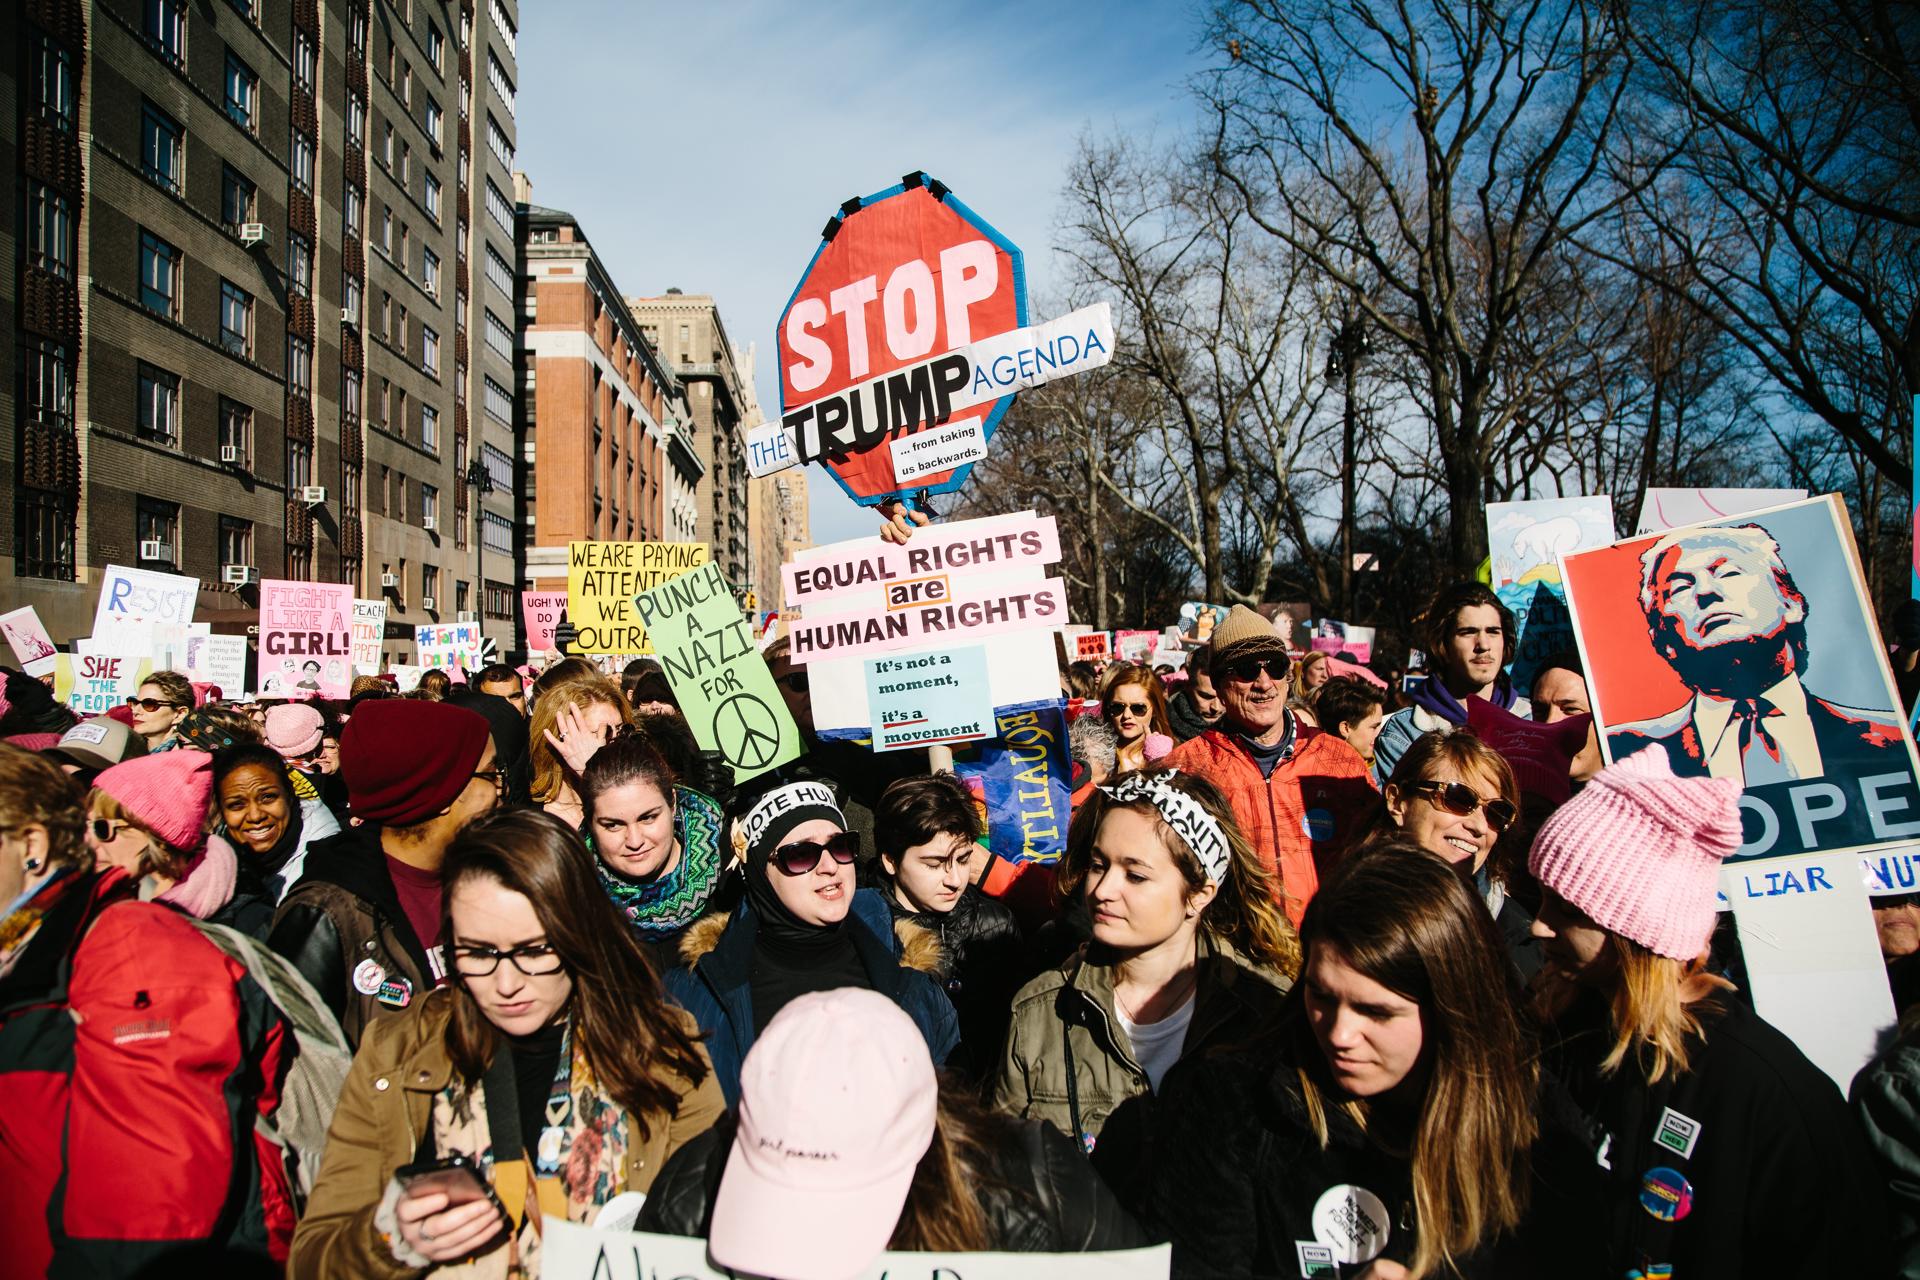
{"left": 43, "top": 715, "right": 149, "bottom": 773}
{"left": 708, "top": 989, "right": 938, "bottom": 1280}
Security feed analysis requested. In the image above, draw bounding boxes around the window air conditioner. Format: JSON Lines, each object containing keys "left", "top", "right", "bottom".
{"left": 139, "top": 540, "right": 167, "bottom": 560}
{"left": 381, "top": 573, "right": 399, "bottom": 588}
{"left": 240, "top": 223, "right": 268, "bottom": 246}
{"left": 298, "top": 485, "right": 327, "bottom": 504}
{"left": 457, "top": 611, "right": 477, "bottom": 623}
{"left": 220, "top": 445, "right": 241, "bottom": 464}
{"left": 223, "top": 564, "right": 259, "bottom": 585}
{"left": 342, "top": 305, "right": 359, "bottom": 327}
{"left": 421, "top": 596, "right": 436, "bottom": 612}
{"left": 422, "top": 515, "right": 436, "bottom": 531}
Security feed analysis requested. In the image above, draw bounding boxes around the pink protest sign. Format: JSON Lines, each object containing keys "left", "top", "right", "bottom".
{"left": 523, "top": 592, "right": 567, "bottom": 652}
{"left": 258, "top": 580, "right": 353, "bottom": 698}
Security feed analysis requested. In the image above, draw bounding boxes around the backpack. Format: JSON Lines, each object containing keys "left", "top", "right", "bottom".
{"left": 188, "top": 918, "right": 354, "bottom": 1211}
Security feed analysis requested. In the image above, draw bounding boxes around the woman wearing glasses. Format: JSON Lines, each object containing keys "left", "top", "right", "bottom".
{"left": 662, "top": 778, "right": 959, "bottom": 1106}
{"left": 291, "top": 809, "right": 723, "bottom": 1277}
{"left": 1378, "top": 730, "right": 1539, "bottom": 980}
{"left": 127, "top": 670, "right": 195, "bottom": 750}
{"left": 1099, "top": 662, "right": 1174, "bottom": 773}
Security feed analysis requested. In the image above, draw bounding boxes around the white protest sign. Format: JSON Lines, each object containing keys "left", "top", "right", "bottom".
{"left": 61, "top": 639, "right": 152, "bottom": 716}
{"left": 416, "top": 622, "right": 483, "bottom": 672}
{"left": 867, "top": 645, "right": 995, "bottom": 751}
{"left": 1, "top": 605, "right": 59, "bottom": 677}
{"left": 351, "top": 599, "right": 388, "bottom": 675}
{"left": 185, "top": 633, "right": 249, "bottom": 700}
{"left": 747, "top": 303, "right": 1115, "bottom": 478}
{"left": 91, "top": 563, "right": 199, "bottom": 652}
{"left": 540, "top": 1218, "right": 1170, "bottom": 1280}
{"left": 390, "top": 663, "right": 425, "bottom": 692}
{"left": 1634, "top": 487, "right": 1808, "bottom": 535}
{"left": 890, "top": 418, "right": 990, "bottom": 484}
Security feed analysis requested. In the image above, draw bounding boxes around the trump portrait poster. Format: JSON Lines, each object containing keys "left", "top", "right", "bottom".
{"left": 1562, "top": 493, "right": 1920, "bottom": 862}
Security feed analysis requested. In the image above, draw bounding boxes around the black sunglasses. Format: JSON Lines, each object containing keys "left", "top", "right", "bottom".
{"left": 126, "top": 696, "right": 186, "bottom": 712}
{"left": 1223, "top": 656, "right": 1289, "bottom": 683}
{"left": 773, "top": 831, "right": 860, "bottom": 876}
{"left": 1106, "top": 700, "right": 1149, "bottom": 717}
{"left": 778, "top": 672, "right": 810, "bottom": 694}
{"left": 90, "top": 817, "right": 131, "bottom": 843}
{"left": 1409, "top": 781, "right": 1518, "bottom": 833}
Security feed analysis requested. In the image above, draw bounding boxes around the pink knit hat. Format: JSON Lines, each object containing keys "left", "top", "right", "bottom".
{"left": 94, "top": 749, "right": 215, "bottom": 854}
{"left": 1528, "top": 748, "right": 1743, "bottom": 960}
{"left": 264, "top": 703, "right": 325, "bottom": 759}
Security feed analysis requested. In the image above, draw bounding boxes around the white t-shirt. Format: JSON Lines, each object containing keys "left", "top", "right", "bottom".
{"left": 1116, "top": 990, "right": 1197, "bottom": 1093}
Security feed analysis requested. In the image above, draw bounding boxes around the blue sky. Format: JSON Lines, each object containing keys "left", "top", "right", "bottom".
{"left": 517, "top": 1, "right": 1214, "bottom": 544}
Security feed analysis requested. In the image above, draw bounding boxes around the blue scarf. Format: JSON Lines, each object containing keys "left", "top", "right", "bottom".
{"left": 1409, "top": 673, "right": 1517, "bottom": 725}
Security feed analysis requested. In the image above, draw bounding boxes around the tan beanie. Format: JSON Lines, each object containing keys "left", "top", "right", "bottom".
{"left": 1207, "top": 605, "right": 1292, "bottom": 675}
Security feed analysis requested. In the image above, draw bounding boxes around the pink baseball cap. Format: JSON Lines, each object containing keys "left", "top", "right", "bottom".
{"left": 708, "top": 989, "right": 937, "bottom": 1280}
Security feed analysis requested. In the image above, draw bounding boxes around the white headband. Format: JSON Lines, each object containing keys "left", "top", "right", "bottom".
{"left": 1098, "top": 769, "right": 1231, "bottom": 884}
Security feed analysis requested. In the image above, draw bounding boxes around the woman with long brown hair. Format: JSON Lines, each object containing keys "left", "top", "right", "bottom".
{"left": 1523, "top": 749, "right": 1889, "bottom": 1278}
{"left": 641, "top": 988, "right": 1144, "bottom": 1277}
{"left": 528, "top": 673, "right": 630, "bottom": 826}
{"left": 1099, "top": 661, "right": 1174, "bottom": 772}
{"left": 1146, "top": 840, "right": 1538, "bottom": 1278}
{"left": 291, "top": 809, "right": 722, "bottom": 1278}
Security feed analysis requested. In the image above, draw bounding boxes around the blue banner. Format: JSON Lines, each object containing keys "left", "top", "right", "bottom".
{"left": 954, "top": 702, "right": 1072, "bottom": 864}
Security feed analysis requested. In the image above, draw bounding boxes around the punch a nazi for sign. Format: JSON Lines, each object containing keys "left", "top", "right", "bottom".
{"left": 568, "top": 540, "right": 708, "bottom": 655}
{"left": 783, "top": 515, "right": 1061, "bottom": 609}
{"left": 749, "top": 304, "right": 1113, "bottom": 479}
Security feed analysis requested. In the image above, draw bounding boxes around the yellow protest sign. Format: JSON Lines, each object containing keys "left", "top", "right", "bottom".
{"left": 565, "top": 541, "right": 709, "bottom": 654}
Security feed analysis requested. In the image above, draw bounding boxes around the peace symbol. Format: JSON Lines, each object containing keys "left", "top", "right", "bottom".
{"left": 713, "top": 693, "right": 784, "bottom": 770}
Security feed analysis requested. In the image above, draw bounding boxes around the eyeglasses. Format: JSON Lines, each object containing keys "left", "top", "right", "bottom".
{"left": 451, "top": 941, "right": 565, "bottom": 977}
{"left": 1105, "top": 701, "right": 1149, "bottom": 717}
{"left": 773, "top": 831, "right": 860, "bottom": 876}
{"left": 90, "top": 817, "right": 131, "bottom": 843}
{"left": 126, "top": 697, "right": 185, "bottom": 712}
{"left": 778, "top": 672, "right": 810, "bottom": 694}
{"left": 1409, "top": 781, "right": 1517, "bottom": 833}
{"left": 471, "top": 766, "right": 510, "bottom": 791}
{"left": 1223, "top": 656, "right": 1289, "bottom": 683}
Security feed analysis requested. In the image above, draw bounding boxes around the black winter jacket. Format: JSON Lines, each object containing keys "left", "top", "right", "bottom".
{"left": 885, "top": 885, "right": 1028, "bottom": 1085}
{"left": 638, "top": 1110, "right": 1148, "bottom": 1253}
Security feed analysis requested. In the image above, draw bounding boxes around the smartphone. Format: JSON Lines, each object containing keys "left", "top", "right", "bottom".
{"left": 394, "top": 1155, "right": 494, "bottom": 1208}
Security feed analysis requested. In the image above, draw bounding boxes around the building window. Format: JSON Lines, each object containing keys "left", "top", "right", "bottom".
{"left": 425, "top": 98, "right": 443, "bottom": 148}
{"left": 347, "top": 92, "right": 366, "bottom": 140}
{"left": 457, "top": 219, "right": 470, "bottom": 264}
{"left": 219, "top": 397, "right": 252, "bottom": 465}
{"left": 343, "top": 273, "right": 363, "bottom": 320}
{"left": 483, "top": 375, "right": 513, "bottom": 424}
{"left": 484, "top": 243, "right": 514, "bottom": 296}
{"left": 460, "top": 10, "right": 472, "bottom": 49}
{"left": 219, "top": 280, "right": 254, "bottom": 357}
{"left": 485, "top": 578, "right": 514, "bottom": 619}
{"left": 31, "top": 30, "right": 77, "bottom": 132}
{"left": 221, "top": 165, "right": 256, "bottom": 231}
{"left": 456, "top": 580, "right": 470, "bottom": 617}
{"left": 400, "top": 141, "right": 411, "bottom": 185}
{"left": 396, "top": 304, "right": 409, "bottom": 351}
{"left": 422, "top": 326, "right": 440, "bottom": 375}
{"left": 344, "top": 184, "right": 363, "bottom": 236}
{"left": 227, "top": 0, "right": 255, "bottom": 20}
{"left": 423, "top": 485, "right": 439, "bottom": 528}
{"left": 136, "top": 497, "right": 181, "bottom": 566}
{"left": 219, "top": 516, "right": 253, "bottom": 570}
{"left": 380, "top": 205, "right": 393, "bottom": 254}
{"left": 483, "top": 443, "right": 514, "bottom": 492}
{"left": 288, "top": 335, "right": 312, "bottom": 395}
{"left": 459, "top": 76, "right": 472, "bottom": 121}
{"left": 487, "top": 50, "right": 516, "bottom": 118}
{"left": 422, "top": 563, "right": 439, "bottom": 606}
{"left": 400, "top": 60, "right": 412, "bottom": 107}
{"left": 19, "top": 488, "right": 76, "bottom": 580}
{"left": 422, "top": 404, "right": 439, "bottom": 450}
{"left": 377, "top": 465, "right": 390, "bottom": 514}
{"left": 427, "top": 21, "right": 444, "bottom": 68}
{"left": 395, "top": 387, "right": 409, "bottom": 434}
{"left": 482, "top": 511, "right": 514, "bottom": 556}
{"left": 343, "top": 369, "right": 362, "bottom": 427}
{"left": 425, "top": 174, "right": 442, "bottom": 221}
{"left": 26, "top": 183, "right": 73, "bottom": 280}
{"left": 139, "top": 230, "right": 180, "bottom": 317}
{"left": 399, "top": 223, "right": 411, "bottom": 272}
{"left": 379, "top": 292, "right": 392, "bottom": 339}
{"left": 484, "top": 310, "right": 513, "bottom": 363}
{"left": 23, "top": 339, "right": 75, "bottom": 433}
{"left": 383, "top": 123, "right": 394, "bottom": 170}
{"left": 224, "top": 52, "right": 258, "bottom": 131}
{"left": 351, "top": 10, "right": 367, "bottom": 51}
{"left": 141, "top": 102, "right": 184, "bottom": 192}
{"left": 344, "top": 462, "right": 362, "bottom": 513}
{"left": 293, "top": 30, "right": 315, "bottom": 91}
{"left": 291, "top": 128, "right": 315, "bottom": 194}
{"left": 146, "top": 0, "right": 186, "bottom": 65}
{"left": 289, "top": 234, "right": 312, "bottom": 297}
{"left": 486, "top": 113, "right": 514, "bottom": 169}
{"left": 288, "top": 439, "right": 313, "bottom": 491}
{"left": 484, "top": 179, "right": 513, "bottom": 234}
{"left": 422, "top": 248, "right": 440, "bottom": 296}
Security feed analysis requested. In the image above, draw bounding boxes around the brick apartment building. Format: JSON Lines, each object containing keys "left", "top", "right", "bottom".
{"left": 519, "top": 197, "right": 700, "bottom": 594}
{"left": 3, "top": 0, "right": 525, "bottom": 664}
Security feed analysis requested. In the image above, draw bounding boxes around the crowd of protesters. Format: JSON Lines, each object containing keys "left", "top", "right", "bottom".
{"left": 0, "top": 564, "right": 1916, "bottom": 1280}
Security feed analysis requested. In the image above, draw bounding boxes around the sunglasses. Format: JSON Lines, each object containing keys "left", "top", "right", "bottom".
{"left": 772, "top": 831, "right": 860, "bottom": 876}
{"left": 1409, "top": 781, "right": 1518, "bottom": 833}
{"left": 1106, "top": 701, "right": 1149, "bottom": 717}
{"left": 126, "top": 697, "right": 185, "bottom": 712}
{"left": 1223, "top": 656, "right": 1289, "bottom": 683}
{"left": 778, "top": 672, "right": 810, "bottom": 694}
{"left": 90, "top": 817, "right": 132, "bottom": 843}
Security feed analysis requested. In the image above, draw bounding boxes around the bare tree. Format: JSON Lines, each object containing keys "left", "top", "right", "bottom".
{"left": 1205, "top": 0, "right": 1654, "bottom": 573}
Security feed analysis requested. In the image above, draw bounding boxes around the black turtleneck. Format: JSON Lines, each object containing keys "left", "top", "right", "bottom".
{"left": 744, "top": 855, "right": 870, "bottom": 1036}
{"left": 507, "top": 1019, "right": 567, "bottom": 1157}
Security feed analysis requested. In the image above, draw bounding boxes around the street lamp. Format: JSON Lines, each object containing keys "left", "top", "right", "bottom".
{"left": 1326, "top": 310, "right": 1371, "bottom": 619}
{"left": 466, "top": 458, "right": 495, "bottom": 628}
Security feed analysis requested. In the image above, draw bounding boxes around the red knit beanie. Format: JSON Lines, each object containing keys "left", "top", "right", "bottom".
{"left": 341, "top": 699, "right": 491, "bottom": 828}
{"left": 94, "top": 748, "right": 215, "bottom": 853}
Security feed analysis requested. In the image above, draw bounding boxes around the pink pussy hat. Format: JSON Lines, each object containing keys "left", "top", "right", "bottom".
{"left": 708, "top": 988, "right": 937, "bottom": 1280}
{"left": 1528, "top": 747, "right": 1744, "bottom": 961}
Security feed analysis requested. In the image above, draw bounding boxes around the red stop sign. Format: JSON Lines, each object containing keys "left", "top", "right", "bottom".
{"left": 776, "top": 175, "right": 1027, "bottom": 505}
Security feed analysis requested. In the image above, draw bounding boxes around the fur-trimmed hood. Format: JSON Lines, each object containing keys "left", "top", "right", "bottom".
{"left": 676, "top": 905, "right": 943, "bottom": 976}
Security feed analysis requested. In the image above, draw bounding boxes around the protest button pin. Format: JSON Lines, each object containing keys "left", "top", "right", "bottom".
{"left": 1638, "top": 1166, "right": 1693, "bottom": 1222}
{"left": 351, "top": 959, "right": 385, "bottom": 996}
{"left": 1310, "top": 1183, "right": 1391, "bottom": 1264}
{"left": 376, "top": 977, "right": 414, "bottom": 1009}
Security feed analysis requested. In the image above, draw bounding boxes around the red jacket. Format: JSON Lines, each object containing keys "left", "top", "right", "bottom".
{"left": 0, "top": 869, "right": 293, "bottom": 1276}
{"left": 1164, "top": 724, "right": 1378, "bottom": 923}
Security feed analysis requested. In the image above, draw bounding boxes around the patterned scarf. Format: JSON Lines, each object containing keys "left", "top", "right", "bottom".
{"left": 592, "top": 787, "right": 724, "bottom": 940}
{"left": 428, "top": 1030, "right": 631, "bottom": 1278}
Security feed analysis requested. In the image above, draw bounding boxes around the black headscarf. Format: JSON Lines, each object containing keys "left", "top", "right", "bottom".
{"left": 446, "top": 688, "right": 531, "bottom": 807}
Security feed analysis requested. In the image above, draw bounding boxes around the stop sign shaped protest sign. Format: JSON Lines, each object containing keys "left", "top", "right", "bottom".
{"left": 776, "top": 173, "right": 1027, "bottom": 505}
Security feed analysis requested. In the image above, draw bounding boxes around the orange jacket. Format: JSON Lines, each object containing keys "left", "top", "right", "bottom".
{"left": 1164, "top": 725, "right": 1378, "bottom": 923}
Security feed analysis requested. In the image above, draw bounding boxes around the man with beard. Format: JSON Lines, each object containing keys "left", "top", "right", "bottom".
{"left": 1610, "top": 524, "right": 1903, "bottom": 784}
